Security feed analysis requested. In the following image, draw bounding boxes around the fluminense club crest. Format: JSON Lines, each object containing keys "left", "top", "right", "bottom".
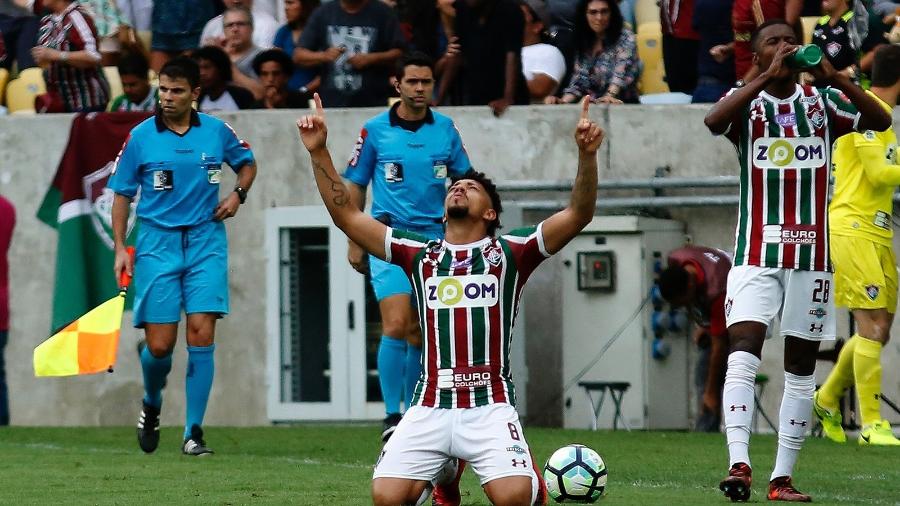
{"left": 83, "top": 161, "right": 138, "bottom": 249}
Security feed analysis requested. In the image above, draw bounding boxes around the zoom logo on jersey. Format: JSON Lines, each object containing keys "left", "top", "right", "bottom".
{"left": 752, "top": 137, "right": 826, "bottom": 168}
{"left": 425, "top": 274, "right": 499, "bottom": 309}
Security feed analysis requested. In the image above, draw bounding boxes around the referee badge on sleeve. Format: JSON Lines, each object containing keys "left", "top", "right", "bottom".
{"left": 865, "top": 285, "right": 880, "bottom": 301}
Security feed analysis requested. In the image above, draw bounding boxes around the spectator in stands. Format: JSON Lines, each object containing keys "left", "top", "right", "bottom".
{"left": 446, "top": 0, "right": 530, "bottom": 116}
{"left": 547, "top": 0, "right": 639, "bottom": 104}
{"left": 117, "top": 0, "right": 152, "bottom": 33}
{"left": 32, "top": 0, "right": 110, "bottom": 112}
{"left": 812, "top": 0, "right": 885, "bottom": 84}
{"left": 202, "top": 0, "right": 278, "bottom": 49}
{"left": 193, "top": 45, "right": 256, "bottom": 111}
{"left": 222, "top": 6, "right": 265, "bottom": 98}
{"left": 0, "top": 0, "right": 38, "bottom": 70}
{"left": 150, "top": 0, "right": 215, "bottom": 72}
{"left": 109, "top": 50, "right": 157, "bottom": 111}
{"left": 692, "top": 0, "right": 735, "bottom": 103}
{"left": 732, "top": 0, "right": 802, "bottom": 81}
{"left": 79, "top": 0, "right": 134, "bottom": 65}
{"left": 661, "top": 0, "right": 700, "bottom": 94}
{"left": 400, "top": 0, "right": 460, "bottom": 104}
{"left": 521, "top": 0, "right": 566, "bottom": 102}
{"left": 295, "top": 0, "right": 405, "bottom": 108}
{"left": 274, "top": 0, "right": 320, "bottom": 94}
{"left": 252, "top": 48, "right": 310, "bottom": 108}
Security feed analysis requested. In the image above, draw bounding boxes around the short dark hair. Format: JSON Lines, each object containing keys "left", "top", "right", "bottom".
{"left": 394, "top": 51, "right": 435, "bottom": 80}
{"left": 192, "top": 46, "right": 233, "bottom": 83}
{"left": 750, "top": 18, "right": 792, "bottom": 52}
{"left": 657, "top": 264, "right": 691, "bottom": 303}
{"left": 159, "top": 56, "right": 200, "bottom": 89}
{"left": 117, "top": 51, "right": 150, "bottom": 80}
{"left": 450, "top": 169, "right": 503, "bottom": 237}
{"left": 252, "top": 48, "right": 294, "bottom": 76}
{"left": 870, "top": 44, "right": 900, "bottom": 88}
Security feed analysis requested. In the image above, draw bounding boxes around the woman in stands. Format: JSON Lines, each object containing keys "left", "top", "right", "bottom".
{"left": 273, "top": 0, "right": 320, "bottom": 94}
{"left": 545, "top": 0, "right": 640, "bottom": 104}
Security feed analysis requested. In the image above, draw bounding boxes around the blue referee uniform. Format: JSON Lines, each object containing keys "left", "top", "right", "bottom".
{"left": 344, "top": 102, "right": 470, "bottom": 419}
{"left": 108, "top": 110, "right": 254, "bottom": 326}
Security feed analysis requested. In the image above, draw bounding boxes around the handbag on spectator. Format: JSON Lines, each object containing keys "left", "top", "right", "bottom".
{"left": 36, "top": 91, "right": 65, "bottom": 114}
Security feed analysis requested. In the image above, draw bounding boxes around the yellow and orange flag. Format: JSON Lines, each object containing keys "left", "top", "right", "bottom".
{"left": 34, "top": 247, "right": 134, "bottom": 377}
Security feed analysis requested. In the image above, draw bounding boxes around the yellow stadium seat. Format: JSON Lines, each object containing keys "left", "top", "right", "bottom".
{"left": 800, "top": 16, "right": 818, "bottom": 45}
{"left": 0, "top": 68, "right": 9, "bottom": 105}
{"left": 6, "top": 67, "right": 46, "bottom": 114}
{"left": 636, "top": 22, "right": 669, "bottom": 95}
{"left": 104, "top": 66, "right": 123, "bottom": 100}
{"left": 635, "top": 0, "right": 659, "bottom": 28}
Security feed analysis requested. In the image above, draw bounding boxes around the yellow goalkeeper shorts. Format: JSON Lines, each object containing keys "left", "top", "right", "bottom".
{"left": 831, "top": 235, "right": 898, "bottom": 312}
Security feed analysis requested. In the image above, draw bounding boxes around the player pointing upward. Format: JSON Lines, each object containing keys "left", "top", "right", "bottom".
{"left": 298, "top": 94, "right": 603, "bottom": 506}
{"left": 704, "top": 19, "right": 891, "bottom": 503}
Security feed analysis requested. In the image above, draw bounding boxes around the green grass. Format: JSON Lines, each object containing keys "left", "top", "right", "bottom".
{"left": 0, "top": 426, "right": 897, "bottom": 505}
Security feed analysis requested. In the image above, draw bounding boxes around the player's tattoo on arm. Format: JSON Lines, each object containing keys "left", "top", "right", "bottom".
{"left": 312, "top": 158, "right": 348, "bottom": 207}
{"left": 570, "top": 153, "right": 598, "bottom": 215}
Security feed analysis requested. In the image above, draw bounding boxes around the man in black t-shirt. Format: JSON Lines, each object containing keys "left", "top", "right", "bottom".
{"left": 295, "top": 0, "right": 405, "bottom": 107}
{"left": 451, "top": 0, "right": 530, "bottom": 116}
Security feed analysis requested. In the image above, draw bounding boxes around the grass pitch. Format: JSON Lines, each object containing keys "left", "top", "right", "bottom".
{"left": 0, "top": 425, "right": 897, "bottom": 505}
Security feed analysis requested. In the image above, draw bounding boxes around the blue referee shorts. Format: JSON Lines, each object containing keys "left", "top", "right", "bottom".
{"left": 133, "top": 220, "right": 228, "bottom": 327}
{"left": 370, "top": 225, "right": 443, "bottom": 301}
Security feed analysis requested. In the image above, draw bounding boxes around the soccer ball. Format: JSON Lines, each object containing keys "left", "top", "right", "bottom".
{"left": 543, "top": 444, "right": 607, "bottom": 503}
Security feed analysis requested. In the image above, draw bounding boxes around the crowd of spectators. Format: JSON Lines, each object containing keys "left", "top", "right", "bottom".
{"left": 0, "top": 0, "right": 898, "bottom": 114}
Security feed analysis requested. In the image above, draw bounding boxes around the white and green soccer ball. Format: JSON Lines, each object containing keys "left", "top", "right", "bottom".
{"left": 543, "top": 444, "right": 607, "bottom": 503}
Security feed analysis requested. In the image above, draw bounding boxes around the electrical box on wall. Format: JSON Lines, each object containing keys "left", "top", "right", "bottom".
{"left": 577, "top": 251, "right": 615, "bottom": 292}
{"left": 560, "top": 216, "right": 690, "bottom": 430}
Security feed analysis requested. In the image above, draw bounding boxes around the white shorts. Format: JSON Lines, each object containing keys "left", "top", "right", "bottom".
{"left": 373, "top": 404, "right": 540, "bottom": 490}
{"left": 725, "top": 265, "right": 836, "bottom": 340}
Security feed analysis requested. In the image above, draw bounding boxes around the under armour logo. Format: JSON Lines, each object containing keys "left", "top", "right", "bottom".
{"left": 511, "top": 459, "right": 527, "bottom": 468}
{"left": 789, "top": 419, "right": 808, "bottom": 427}
{"left": 809, "top": 323, "right": 823, "bottom": 332}
{"left": 729, "top": 404, "right": 748, "bottom": 412}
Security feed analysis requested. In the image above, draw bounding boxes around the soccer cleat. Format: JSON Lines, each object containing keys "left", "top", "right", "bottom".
{"left": 767, "top": 476, "right": 811, "bottom": 502}
{"left": 432, "top": 458, "right": 464, "bottom": 506}
{"left": 858, "top": 420, "right": 900, "bottom": 446}
{"left": 182, "top": 424, "right": 214, "bottom": 456}
{"left": 719, "top": 462, "right": 752, "bottom": 502}
{"left": 382, "top": 412, "right": 402, "bottom": 443}
{"left": 136, "top": 401, "right": 160, "bottom": 453}
{"left": 812, "top": 390, "right": 846, "bottom": 443}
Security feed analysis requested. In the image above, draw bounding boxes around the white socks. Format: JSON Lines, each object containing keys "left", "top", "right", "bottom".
{"left": 722, "top": 351, "right": 760, "bottom": 467}
{"left": 771, "top": 371, "right": 815, "bottom": 481}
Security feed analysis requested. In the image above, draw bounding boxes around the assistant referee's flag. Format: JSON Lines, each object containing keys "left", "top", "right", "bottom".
{"left": 33, "top": 247, "right": 135, "bottom": 377}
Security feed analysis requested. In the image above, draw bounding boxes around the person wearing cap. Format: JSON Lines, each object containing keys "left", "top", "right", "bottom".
{"left": 520, "top": 0, "right": 566, "bottom": 102}
{"left": 251, "top": 48, "right": 311, "bottom": 108}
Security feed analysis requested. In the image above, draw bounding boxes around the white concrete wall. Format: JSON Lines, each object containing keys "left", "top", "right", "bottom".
{"left": 2, "top": 105, "right": 899, "bottom": 427}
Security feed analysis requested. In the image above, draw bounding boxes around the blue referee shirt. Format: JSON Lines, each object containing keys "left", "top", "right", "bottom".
{"left": 108, "top": 110, "right": 255, "bottom": 228}
{"left": 343, "top": 104, "right": 471, "bottom": 229}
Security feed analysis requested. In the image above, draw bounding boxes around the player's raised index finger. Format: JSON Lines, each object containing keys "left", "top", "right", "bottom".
{"left": 580, "top": 96, "right": 590, "bottom": 119}
{"left": 314, "top": 93, "right": 325, "bottom": 117}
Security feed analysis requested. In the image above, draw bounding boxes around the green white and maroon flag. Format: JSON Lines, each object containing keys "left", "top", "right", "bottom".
{"left": 36, "top": 112, "right": 150, "bottom": 332}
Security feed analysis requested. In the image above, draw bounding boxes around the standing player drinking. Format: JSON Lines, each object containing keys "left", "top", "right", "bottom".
{"left": 298, "top": 93, "right": 603, "bottom": 506}
{"left": 344, "top": 51, "right": 471, "bottom": 442}
{"left": 108, "top": 57, "right": 257, "bottom": 456}
{"left": 815, "top": 45, "right": 900, "bottom": 447}
{"left": 704, "top": 19, "right": 891, "bottom": 502}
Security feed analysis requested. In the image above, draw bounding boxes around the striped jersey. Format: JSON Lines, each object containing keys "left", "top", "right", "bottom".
{"left": 721, "top": 84, "right": 860, "bottom": 271}
{"left": 37, "top": 2, "right": 110, "bottom": 112}
{"left": 385, "top": 224, "right": 551, "bottom": 409}
{"left": 829, "top": 92, "right": 899, "bottom": 247}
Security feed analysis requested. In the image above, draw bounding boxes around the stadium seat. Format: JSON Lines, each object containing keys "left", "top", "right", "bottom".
{"left": 636, "top": 22, "right": 669, "bottom": 95}
{"left": 0, "top": 68, "right": 9, "bottom": 105}
{"left": 5, "top": 67, "right": 46, "bottom": 114}
{"left": 103, "top": 66, "right": 123, "bottom": 101}
{"left": 800, "top": 16, "right": 818, "bottom": 44}
{"left": 634, "top": 0, "right": 659, "bottom": 27}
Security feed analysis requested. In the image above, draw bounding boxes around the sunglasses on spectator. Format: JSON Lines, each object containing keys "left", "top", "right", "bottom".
{"left": 224, "top": 21, "right": 251, "bottom": 28}
{"left": 587, "top": 8, "right": 611, "bottom": 15}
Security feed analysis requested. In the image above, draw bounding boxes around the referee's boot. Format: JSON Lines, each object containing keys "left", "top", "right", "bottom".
{"left": 136, "top": 401, "right": 161, "bottom": 453}
{"left": 182, "top": 424, "right": 214, "bottom": 456}
{"left": 719, "top": 462, "right": 752, "bottom": 502}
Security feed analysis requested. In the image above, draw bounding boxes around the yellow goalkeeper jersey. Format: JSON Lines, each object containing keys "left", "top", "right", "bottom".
{"left": 829, "top": 92, "right": 899, "bottom": 246}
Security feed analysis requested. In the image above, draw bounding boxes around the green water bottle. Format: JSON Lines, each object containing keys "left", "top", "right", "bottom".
{"left": 787, "top": 44, "right": 823, "bottom": 69}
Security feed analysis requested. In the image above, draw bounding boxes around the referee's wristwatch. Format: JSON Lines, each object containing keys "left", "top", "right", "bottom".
{"left": 233, "top": 186, "right": 248, "bottom": 204}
